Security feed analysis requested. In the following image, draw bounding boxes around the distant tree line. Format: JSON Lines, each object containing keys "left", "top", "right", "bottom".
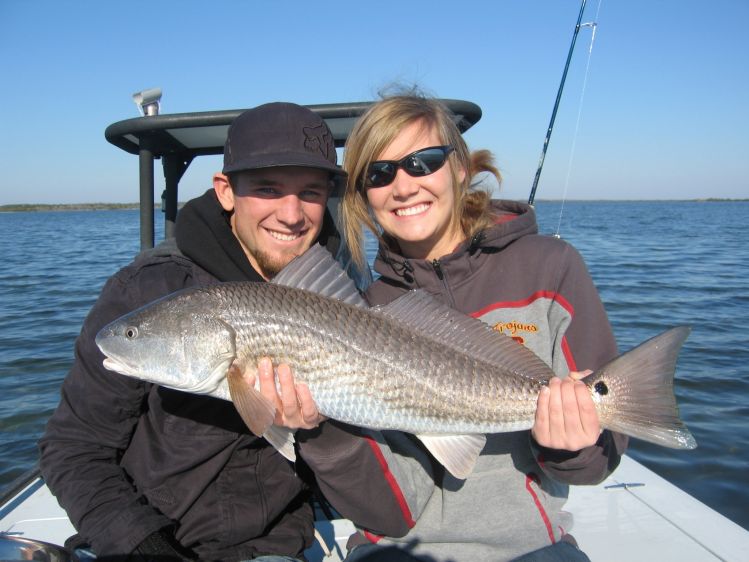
{"left": 0, "top": 203, "right": 148, "bottom": 212}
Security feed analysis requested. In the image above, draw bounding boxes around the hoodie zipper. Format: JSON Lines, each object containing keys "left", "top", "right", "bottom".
{"left": 431, "top": 259, "right": 456, "bottom": 307}
{"left": 432, "top": 259, "right": 444, "bottom": 281}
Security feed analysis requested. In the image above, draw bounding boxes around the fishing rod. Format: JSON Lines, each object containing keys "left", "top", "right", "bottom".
{"left": 528, "top": 0, "right": 595, "bottom": 206}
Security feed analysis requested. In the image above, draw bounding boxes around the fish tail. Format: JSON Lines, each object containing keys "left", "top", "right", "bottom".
{"left": 583, "top": 326, "right": 697, "bottom": 449}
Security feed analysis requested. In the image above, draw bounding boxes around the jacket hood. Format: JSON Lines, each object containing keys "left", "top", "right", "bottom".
{"left": 373, "top": 199, "right": 538, "bottom": 290}
{"left": 175, "top": 188, "right": 341, "bottom": 282}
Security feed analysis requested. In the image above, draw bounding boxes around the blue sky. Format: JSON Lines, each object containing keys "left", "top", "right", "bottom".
{"left": 1, "top": 0, "right": 747, "bottom": 204}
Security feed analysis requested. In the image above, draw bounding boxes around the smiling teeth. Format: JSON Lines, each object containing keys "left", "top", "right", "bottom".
{"left": 395, "top": 203, "right": 430, "bottom": 217}
{"left": 268, "top": 230, "right": 301, "bottom": 241}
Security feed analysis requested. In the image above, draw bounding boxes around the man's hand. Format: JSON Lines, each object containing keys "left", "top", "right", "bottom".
{"left": 531, "top": 370, "right": 601, "bottom": 451}
{"left": 246, "top": 357, "right": 326, "bottom": 430}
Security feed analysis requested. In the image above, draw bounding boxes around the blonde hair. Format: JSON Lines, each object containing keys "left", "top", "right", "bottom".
{"left": 341, "top": 95, "right": 501, "bottom": 267}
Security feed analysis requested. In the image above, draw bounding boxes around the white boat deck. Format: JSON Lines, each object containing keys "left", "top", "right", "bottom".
{"left": 566, "top": 455, "right": 749, "bottom": 561}
{"left": 2, "top": 454, "right": 748, "bottom": 561}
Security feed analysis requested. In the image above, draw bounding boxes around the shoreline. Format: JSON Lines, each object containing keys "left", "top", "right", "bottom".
{"left": 0, "top": 203, "right": 144, "bottom": 212}
{"left": 1, "top": 199, "right": 746, "bottom": 213}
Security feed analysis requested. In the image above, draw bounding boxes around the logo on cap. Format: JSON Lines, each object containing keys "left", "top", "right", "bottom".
{"left": 303, "top": 123, "right": 334, "bottom": 162}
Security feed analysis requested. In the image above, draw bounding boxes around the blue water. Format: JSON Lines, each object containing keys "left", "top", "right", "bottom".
{"left": 1, "top": 202, "right": 747, "bottom": 531}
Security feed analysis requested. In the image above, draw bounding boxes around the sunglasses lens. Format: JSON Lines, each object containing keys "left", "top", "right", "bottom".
{"left": 366, "top": 162, "right": 396, "bottom": 188}
{"left": 406, "top": 148, "right": 449, "bottom": 176}
{"left": 363, "top": 146, "right": 452, "bottom": 188}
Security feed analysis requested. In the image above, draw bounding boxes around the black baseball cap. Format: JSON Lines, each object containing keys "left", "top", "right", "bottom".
{"left": 223, "top": 102, "right": 346, "bottom": 190}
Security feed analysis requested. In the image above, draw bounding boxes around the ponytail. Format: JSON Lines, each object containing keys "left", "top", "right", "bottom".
{"left": 461, "top": 150, "right": 502, "bottom": 237}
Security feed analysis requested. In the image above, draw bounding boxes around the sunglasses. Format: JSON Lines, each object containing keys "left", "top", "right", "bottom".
{"left": 362, "top": 145, "right": 455, "bottom": 188}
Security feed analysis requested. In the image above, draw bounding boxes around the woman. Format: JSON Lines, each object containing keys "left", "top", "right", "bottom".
{"left": 338, "top": 94, "right": 629, "bottom": 561}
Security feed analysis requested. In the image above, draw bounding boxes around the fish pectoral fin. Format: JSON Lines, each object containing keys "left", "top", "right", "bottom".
{"left": 263, "top": 425, "right": 297, "bottom": 462}
{"left": 226, "top": 365, "right": 298, "bottom": 462}
{"left": 416, "top": 434, "right": 487, "bottom": 480}
{"left": 227, "top": 363, "right": 276, "bottom": 437}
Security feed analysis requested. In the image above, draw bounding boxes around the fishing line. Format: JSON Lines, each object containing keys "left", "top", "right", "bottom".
{"left": 554, "top": 0, "right": 602, "bottom": 238}
{"left": 612, "top": 484, "right": 727, "bottom": 560}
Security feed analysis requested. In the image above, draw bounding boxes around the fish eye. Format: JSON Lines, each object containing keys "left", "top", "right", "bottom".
{"left": 125, "top": 326, "right": 139, "bottom": 339}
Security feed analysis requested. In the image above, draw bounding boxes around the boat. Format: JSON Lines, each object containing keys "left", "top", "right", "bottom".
{"left": 4, "top": 454, "right": 749, "bottom": 561}
{"left": 2, "top": 97, "right": 749, "bottom": 561}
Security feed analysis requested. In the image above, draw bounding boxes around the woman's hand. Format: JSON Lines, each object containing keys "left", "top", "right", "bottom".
{"left": 531, "top": 370, "right": 601, "bottom": 451}
{"left": 246, "top": 357, "right": 327, "bottom": 430}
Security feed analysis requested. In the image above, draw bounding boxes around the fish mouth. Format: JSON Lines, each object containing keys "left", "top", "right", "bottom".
{"left": 102, "top": 356, "right": 140, "bottom": 377}
{"left": 102, "top": 356, "right": 189, "bottom": 392}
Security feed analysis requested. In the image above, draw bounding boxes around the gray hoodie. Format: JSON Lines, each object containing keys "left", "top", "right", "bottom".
{"left": 348, "top": 200, "right": 628, "bottom": 561}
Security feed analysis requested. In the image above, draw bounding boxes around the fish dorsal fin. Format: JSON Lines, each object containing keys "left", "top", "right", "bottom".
{"left": 272, "top": 244, "right": 367, "bottom": 308}
{"left": 417, "top": 434, "right": 487, "bottom": 479}
{"left": 377, "top": 291, "right": 552, "bottom": 381}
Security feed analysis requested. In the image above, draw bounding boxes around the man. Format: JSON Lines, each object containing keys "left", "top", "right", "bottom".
{"left": 38, "top": 102, "right": 412, "bottom": 561}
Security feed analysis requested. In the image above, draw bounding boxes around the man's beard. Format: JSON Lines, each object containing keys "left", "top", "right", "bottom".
{"left": 253, "top": 247, "right": 303, "bottom": 279}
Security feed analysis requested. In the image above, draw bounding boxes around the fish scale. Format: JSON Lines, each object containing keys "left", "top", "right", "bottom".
{"left": 202, "top": 282, "right": 547, "bottom": 434}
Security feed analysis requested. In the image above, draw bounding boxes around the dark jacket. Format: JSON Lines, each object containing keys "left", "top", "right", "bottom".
{"left": 351, "top": 200, "right": 628, "bottom": 561}
{"left": 39, "top": 190, "right": 411, "bottom": 560}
